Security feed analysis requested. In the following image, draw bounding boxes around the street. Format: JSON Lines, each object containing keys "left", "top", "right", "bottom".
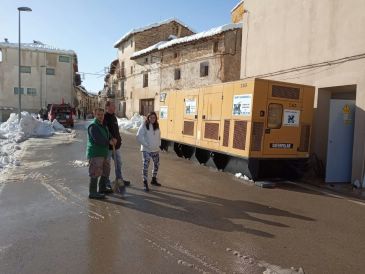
{"left": 0, "top": 120, "right": 364, "bottom": 274}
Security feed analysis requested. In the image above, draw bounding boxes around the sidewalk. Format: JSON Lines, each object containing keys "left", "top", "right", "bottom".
{"left": 300, "top": 178, "right": 365, "bottom": 201}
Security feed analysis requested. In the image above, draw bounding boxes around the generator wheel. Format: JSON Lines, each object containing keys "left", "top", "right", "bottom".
{"left": 195, "top": 148, "right": 210, "bottom": 165}
{"left": 160, "top": 140, "right": 169, "bottom": 152}
{"left": 211, "top": 152, "right": 230, "bottom": 171}
{"left": 173, "top": 143, "right": 184, "bottom": 158}
{"left": 181, "top": 145, "right": 195, "bottom": 159}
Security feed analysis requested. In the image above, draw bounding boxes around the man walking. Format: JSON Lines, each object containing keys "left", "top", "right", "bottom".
{"left": 104, "top": 101, "right": 130, "bottom": 190}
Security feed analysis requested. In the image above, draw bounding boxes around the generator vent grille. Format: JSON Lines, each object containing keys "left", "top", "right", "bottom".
{"left": 251, "top": 122, "right": 264, "bottom": 151}
{"left": 298, "top": 124, "right": 311, "bottom": 152}
{"left": 204, "top": 122, "right": 219, "bottom": 140}
{"left": 223, "top": 120, "right": 230, "bottom": 147}
{"left": 183, "top": 121, "right": 194, "bottom": 136}
{"left": 272, "top": 85, "right": 300, "bottom": 100}
{"left": 233, "top": 120, "right": 247, "bottom": 150}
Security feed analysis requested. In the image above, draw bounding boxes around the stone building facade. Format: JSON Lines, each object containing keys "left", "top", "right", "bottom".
{"left": 74, "top": 86, "right": 101, "bottom": 118}
{"left": 0, "top": 42, "right": 79, "bottom": 121}
{"left": 239, "top": 0, "right": 365, "bottom": 184}
{"left": 112, "top": 18, "right": 195, "bottom": 117}
{"left": 130, "top": 24, "right": 242, "bottom": 119}
{"left": 159, "top": 25, "right": 242, "bottom": 93}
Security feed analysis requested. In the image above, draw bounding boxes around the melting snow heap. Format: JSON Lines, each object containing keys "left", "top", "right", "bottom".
{"left": 0, "top": 112, "right": 67, "bottom": 172}
{"left": 117, "top": 113, "right": 144, "bottom": 132}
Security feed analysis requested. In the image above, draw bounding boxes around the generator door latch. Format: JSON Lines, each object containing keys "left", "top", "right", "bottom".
{"left": 265, "top": 128, "right": 271, "bottom": 134}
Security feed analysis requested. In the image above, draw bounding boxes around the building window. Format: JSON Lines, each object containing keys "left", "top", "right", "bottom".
{"left": 20, "top": 66, "right": 31, "bottom": 73}
{"left": 120, "top": 80, "right": 125, "bottom": 97}
{"left": 130, "top": 39, "right": 133, "bottom": 47}
{"left": 121, "top": 45, "right": 124, "bottom": 54}
{"left": 143, "top": 73, "right": 148, "bottom": 88}
{"left": 27, "top": 88, "right": 37, "bottom": 96}
{"left": 213, "top": 41, "right": 219, "bottom": 53}
{"left": 200, "top": 62, "right": 209, "bottom": 77}
{"left": 145, "top": 57, "right": 149, "bottom": 64}
{"left": 130, "top": 66, "right": 133, "bottom": 75}
{"left": 46, "top": 68, "right": 55, "bottom": 75}
{"left": 14, "top": 87, "right": 24, "bottom": 95}
{"left": 174, "top": 52, "right": 178, "bottom": 58}
{"left": 0, "top": 49, "right": 2, "bottom": 62}
{"left": 174, "top": 68, "right": 181, "bottom": 80}
{"left": 130, "top": 91, "right": 133, "bottom": 99}
{"left": 59, "top": 55, "right": 70, "bottom": 63}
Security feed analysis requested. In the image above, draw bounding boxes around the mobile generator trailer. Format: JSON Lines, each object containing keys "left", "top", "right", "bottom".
{"left": 159, "top": 78, "right": 315, "bottom": 180}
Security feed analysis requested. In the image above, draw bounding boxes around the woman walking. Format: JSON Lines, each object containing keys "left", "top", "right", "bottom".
{"left": 136, "top": 112, "right": 161, "bottom": 191}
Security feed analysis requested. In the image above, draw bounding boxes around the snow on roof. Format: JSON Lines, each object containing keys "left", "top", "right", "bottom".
{"left": 113, "top": 18, "right": 195, "bottom": 48}
{"left": 0, "top": 42, "right": 76, "bottom": 55}
{"left": 231, "top": 1, "right": 244, "bottom": 13}
{"left": 131, "top": 41, "right": 167, "bottom": 59}
{"left": 132, "top": 23, "right": 242, "bottom": 59}
{"left": 75, "top": 85, "right": 97, "bottom": 97}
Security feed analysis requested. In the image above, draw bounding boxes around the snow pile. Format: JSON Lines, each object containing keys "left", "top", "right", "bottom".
{"left": 117, "top": 113, "right": 145, "bottom": 132}
{"left": 132, "top": 23, "right": 242, "bottom": 59}
{"left": 235, "top": 173, "right": 253, "bottom": 182}
{"left": 0, "top": 112, "right": 70, "bottom": 174}
{"left": 52, "top": 119, "right": 66, "bottom": 131}
{"left": 0, "top": 139, "right": 21, "bottom": 169}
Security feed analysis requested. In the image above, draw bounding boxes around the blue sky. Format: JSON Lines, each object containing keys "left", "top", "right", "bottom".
{"left": 0, "top": 0, "right": 240, "bottom": 94}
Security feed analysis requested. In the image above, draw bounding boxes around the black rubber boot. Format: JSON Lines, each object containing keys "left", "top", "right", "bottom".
{"left": 143, "top": 180, "right": 149, "bottom": 192}
{"left": 89, "top": 177, "right": 105, "bottom": 199}
{"left": 99, "top": 176, "right": 113, "bottom": 194}
{"left": 151, "top": 177, "right": 161, "bottom": 186}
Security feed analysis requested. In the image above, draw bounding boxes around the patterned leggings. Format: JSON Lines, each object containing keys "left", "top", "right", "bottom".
{"left": 142, "top": 151, "right": 160, "bottom": 181}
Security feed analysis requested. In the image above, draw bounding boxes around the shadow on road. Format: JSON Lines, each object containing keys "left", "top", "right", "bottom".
{"left": 103, "top": 185, "right": 315, "bottom": 239}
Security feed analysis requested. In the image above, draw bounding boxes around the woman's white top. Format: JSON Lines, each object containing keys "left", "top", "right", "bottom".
{"left": 136, "top": 123, "right": 161, "bottom": 152}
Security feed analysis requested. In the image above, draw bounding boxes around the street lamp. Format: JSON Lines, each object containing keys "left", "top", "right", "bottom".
{"left": 40, "top": 65, "right": 46, "bottom": 109}
{"left": 17, "top": 6, "right": 32, "bottom": 122}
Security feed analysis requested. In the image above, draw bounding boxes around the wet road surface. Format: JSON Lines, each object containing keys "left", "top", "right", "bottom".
{"left": 0, "top": 120, "right": 365, "bottom": 274}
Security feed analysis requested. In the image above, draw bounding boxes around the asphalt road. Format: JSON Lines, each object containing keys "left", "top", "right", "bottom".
{"left": 0, "top": 120, "right": 364, "bottom": 274}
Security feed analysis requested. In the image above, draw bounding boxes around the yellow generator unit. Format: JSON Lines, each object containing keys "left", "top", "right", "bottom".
{"left": 159, "top": 78, "right": 315, "bottom": 180}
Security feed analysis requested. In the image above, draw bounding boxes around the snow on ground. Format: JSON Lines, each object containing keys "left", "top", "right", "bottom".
{"left": 69, "top": 160, "right": 89, "bottom": 168}
{"left": 117, "top": 113, "right": 145, "bottom": 133}
{"left": 0, "top": 112, "right": 70, "bottom": 174}
{"left": 235, "top": 172, "right": 253, "bottom": 182}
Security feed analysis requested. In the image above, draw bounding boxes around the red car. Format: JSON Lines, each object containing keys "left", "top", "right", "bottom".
{"left": 48, "top": 103, "right": 74, "bottom": 128}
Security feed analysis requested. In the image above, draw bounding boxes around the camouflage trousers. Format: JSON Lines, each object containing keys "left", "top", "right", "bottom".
{"left": 142, "top": 151, "right": 160, "bottom": 181}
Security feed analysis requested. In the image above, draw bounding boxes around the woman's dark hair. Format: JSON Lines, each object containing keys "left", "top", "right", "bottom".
{"left": 145, "top": 112, "right": 159, "bottom": 130}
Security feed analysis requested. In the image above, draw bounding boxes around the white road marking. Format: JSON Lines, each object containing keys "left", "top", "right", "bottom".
{"left": 286, "top": 181, "right": 365, "bottom": 206}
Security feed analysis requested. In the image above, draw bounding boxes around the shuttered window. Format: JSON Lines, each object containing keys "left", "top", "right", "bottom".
{"left": 200, "top": 62, "right": 209, "bottom": 77}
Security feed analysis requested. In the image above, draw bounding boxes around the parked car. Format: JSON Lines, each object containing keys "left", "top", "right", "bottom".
{"left": 48, "top": 103, "right": 74, "bottom": 128}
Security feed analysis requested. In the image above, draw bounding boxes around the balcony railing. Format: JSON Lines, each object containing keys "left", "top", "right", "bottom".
{"left": 117, "top": 68, "right": 125, "bottom": 79}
